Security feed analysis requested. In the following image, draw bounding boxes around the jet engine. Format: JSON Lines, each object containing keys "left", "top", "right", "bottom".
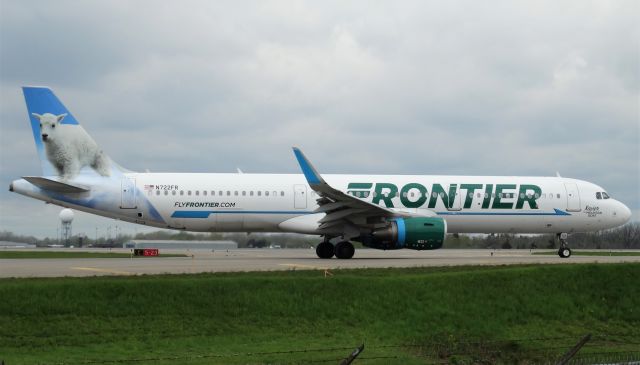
{"left": 359, "top": 217, "right": 447, "bottom": 250}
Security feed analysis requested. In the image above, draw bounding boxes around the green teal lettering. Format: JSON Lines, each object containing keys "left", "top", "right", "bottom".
{"left": 372, "top": 183, "right": 397, "bottom": 208}
{"left": 482, "top": 184, "right": 493, "bottom": 209}
{"left": 516, "top": 184, "right": 542, "bottom": 209}
{"left": 492, "top": 184, "right": 516, "bottom": 209}
{"left": 461, "top": 184, "right": 482, "bottom": 209}
{"left": 428, "top": 184, "right": 457, "bottom": 208}
{"left": 400, "top": 183, "right": 428, "bottom": 208}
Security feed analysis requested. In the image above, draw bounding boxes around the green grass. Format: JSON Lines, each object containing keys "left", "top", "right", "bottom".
{"left": 0, "top": 251, "right": 187, "bottom": 259}
{"left": 1, "top": 264, "right": 639, "bottom": 364}
{"left": 532, "top": 250, "right": 640, "bottom": 256}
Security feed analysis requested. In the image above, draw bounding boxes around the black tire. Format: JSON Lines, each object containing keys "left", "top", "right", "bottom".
{"left": 558, "top": 247, "right": 571, "bottom": 258}
{"left": 335, "top": 241, "right": 355, "bottom": 259}
{"left": 316, "top": 242, "right": 334, "bottom": 259}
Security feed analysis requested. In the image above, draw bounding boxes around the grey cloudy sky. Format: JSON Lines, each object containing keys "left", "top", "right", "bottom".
{"left": 1, "top": 0, "right": 638, "bottom": 239}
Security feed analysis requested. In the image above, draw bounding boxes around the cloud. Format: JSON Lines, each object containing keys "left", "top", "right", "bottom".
{"left": 1, "top": 0, "right": 638, "bottom": 237}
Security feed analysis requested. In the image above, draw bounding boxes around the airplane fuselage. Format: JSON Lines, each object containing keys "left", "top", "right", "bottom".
{"left": 11, "top": 172, "right": 630, "bottom": 235}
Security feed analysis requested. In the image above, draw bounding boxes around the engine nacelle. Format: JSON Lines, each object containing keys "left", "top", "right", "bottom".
{"left": 360, "top": 217, "right": 447, "bottom": 250}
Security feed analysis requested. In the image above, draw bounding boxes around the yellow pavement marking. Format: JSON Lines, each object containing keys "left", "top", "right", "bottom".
{"left": 279, "top": 263, "right": 329, "bottom": 270}
{"left": 70, "top": 267, "right": 135, "bottom": 275}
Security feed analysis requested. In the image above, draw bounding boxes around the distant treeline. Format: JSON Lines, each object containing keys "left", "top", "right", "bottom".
{"left": 1, "top": 221, "right": 638, "bottom": 249}
{"left": 446, "top": 221, "right": 640, "bottom": 250}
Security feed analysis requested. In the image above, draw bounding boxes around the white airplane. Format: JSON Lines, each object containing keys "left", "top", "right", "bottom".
{"left": 10, "top": 87, "right": 632, "bottom": 259}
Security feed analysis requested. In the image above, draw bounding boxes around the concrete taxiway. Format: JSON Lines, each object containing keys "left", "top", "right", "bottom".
{"left": 1, "top": 248, "right": 639, "bottom": 278}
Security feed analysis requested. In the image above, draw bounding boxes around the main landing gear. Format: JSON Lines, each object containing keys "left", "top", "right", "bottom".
{"left": 557, "top": 233, "right": 572, "bottom": 258}
{"left": 316, "top": 240, "right": 355, "bottom": 259}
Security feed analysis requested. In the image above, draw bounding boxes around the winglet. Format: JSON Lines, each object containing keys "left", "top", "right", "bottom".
{"left": 292, "top": 147, "right": 323, "bottom": 186}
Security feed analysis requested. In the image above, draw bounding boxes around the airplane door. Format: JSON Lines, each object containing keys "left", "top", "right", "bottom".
{"left": 294, "top": 185, "right": 307, "bottom": 209}
{"left": 564, "top": 183, "right": 581, "bottom": 212}
{"left": 121, "top": 178, "right": 137, "bottom": 209}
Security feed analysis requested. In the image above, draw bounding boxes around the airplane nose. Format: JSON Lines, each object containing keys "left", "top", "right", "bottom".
{"left": 620, "top": 203, "right": 632, "bottom": 223}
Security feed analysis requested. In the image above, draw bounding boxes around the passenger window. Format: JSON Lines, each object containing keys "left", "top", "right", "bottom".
{"left": 219, "top": 191, "right": 223, "bottom": 196}
{"left": 164, "top": 190, "right": 168, "bottom": 195}
{"left": 195, "top": 191, "right": 199, "bottom": 196}
{"left": 242, "top": 191, "right": 246, "bottom": 196}
{"left": 265, "top": 191, "right": 269, "bottom": 196}
{"left": 227, "top": 191, "right": 230, "bottom": 196}
{"left": 477, "top": 193, "right": 482, "bottom": 198}
{"left": 602, "top": 192, "right": 610, "bottom": 199}
{"left": 596, "top": 192, "right": 602, "bottom": 199}
{"left": 557, "top": 194, "right": 561, "bottom": 199}
{"left": 258, "top": 191, "right": 261, "bottom": 196}
{"left": 211, "top": 191, "right": 215, "bottom": 196}
{"left": 156, "top": 190, "right": 160, "bottom": 195}
{"left": 172, "top": 190, "right": 176, "bottom": 196}
{"left": 180, "top": 190, "right": 184, "bottom": 196}
{"left": 281, "top": 191, "right": 285, "bottom": 196}
{"left": 188, "top": 191, "right": 192, "bottom": 196}
{"left": 203, "top": 191, "right": 207, "bottom": 196}
{"left": 234, "top": 191, "right": 238, "bottom": 196}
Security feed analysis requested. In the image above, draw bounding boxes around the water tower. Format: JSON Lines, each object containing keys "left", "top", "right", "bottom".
{"left": 59, "top": 209, "right": 74, "bottom": 247}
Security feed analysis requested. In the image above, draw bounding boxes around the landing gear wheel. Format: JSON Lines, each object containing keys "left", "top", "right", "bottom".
{"left": 558, "top": 247, "right": 572, "bottom": 258}
{"left": 334, "top": 241, "right": 355, "bottom": 259}
{"left": 557, "top": 233, "right": 571, "bottom": 258}
{"left": 316, "top": 242, "right": 335, "bottom": 259}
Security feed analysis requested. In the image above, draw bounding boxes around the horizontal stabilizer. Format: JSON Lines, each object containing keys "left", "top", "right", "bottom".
{"left": 23, "top": 176, "right": 89, "bottom": 193}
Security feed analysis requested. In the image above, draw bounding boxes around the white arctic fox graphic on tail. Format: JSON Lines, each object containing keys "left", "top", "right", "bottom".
{"left": 22, "top": 86, "right": 117, "bottom": 181}
{"left": 31, "top": 112, "right": 110, "bottom": 180}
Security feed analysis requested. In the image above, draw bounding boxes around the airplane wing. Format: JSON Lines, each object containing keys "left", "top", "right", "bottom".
{"left": 292, "top": 148, "right": 432, "bottom": 236}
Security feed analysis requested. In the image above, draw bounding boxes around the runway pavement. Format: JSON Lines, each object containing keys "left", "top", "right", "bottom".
{"left": 1, "top": 248, "right": 640, "bottom": 278}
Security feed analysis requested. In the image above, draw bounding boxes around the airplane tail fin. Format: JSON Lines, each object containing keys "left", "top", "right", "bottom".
{"left": 22, "top": 86, "right": 124, "bottom": 180}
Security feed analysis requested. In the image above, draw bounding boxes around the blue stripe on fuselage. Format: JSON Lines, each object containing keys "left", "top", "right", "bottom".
{"left": 171, "top": 210, "right": 314, "bottom": 218}
{"left": 436, "top": 208, "right": 570, "bottom": 216}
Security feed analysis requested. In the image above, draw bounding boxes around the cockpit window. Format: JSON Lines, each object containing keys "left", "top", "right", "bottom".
{"left": 602, "top": 192, "right": 610, "bottom": 199}
{"left": 596, "top": 192, "right": 602, "bottom": 200}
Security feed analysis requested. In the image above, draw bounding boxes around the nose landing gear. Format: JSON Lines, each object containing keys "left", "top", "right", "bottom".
{"left": 557, "top": 233, "right": 572, "bottom": 258}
